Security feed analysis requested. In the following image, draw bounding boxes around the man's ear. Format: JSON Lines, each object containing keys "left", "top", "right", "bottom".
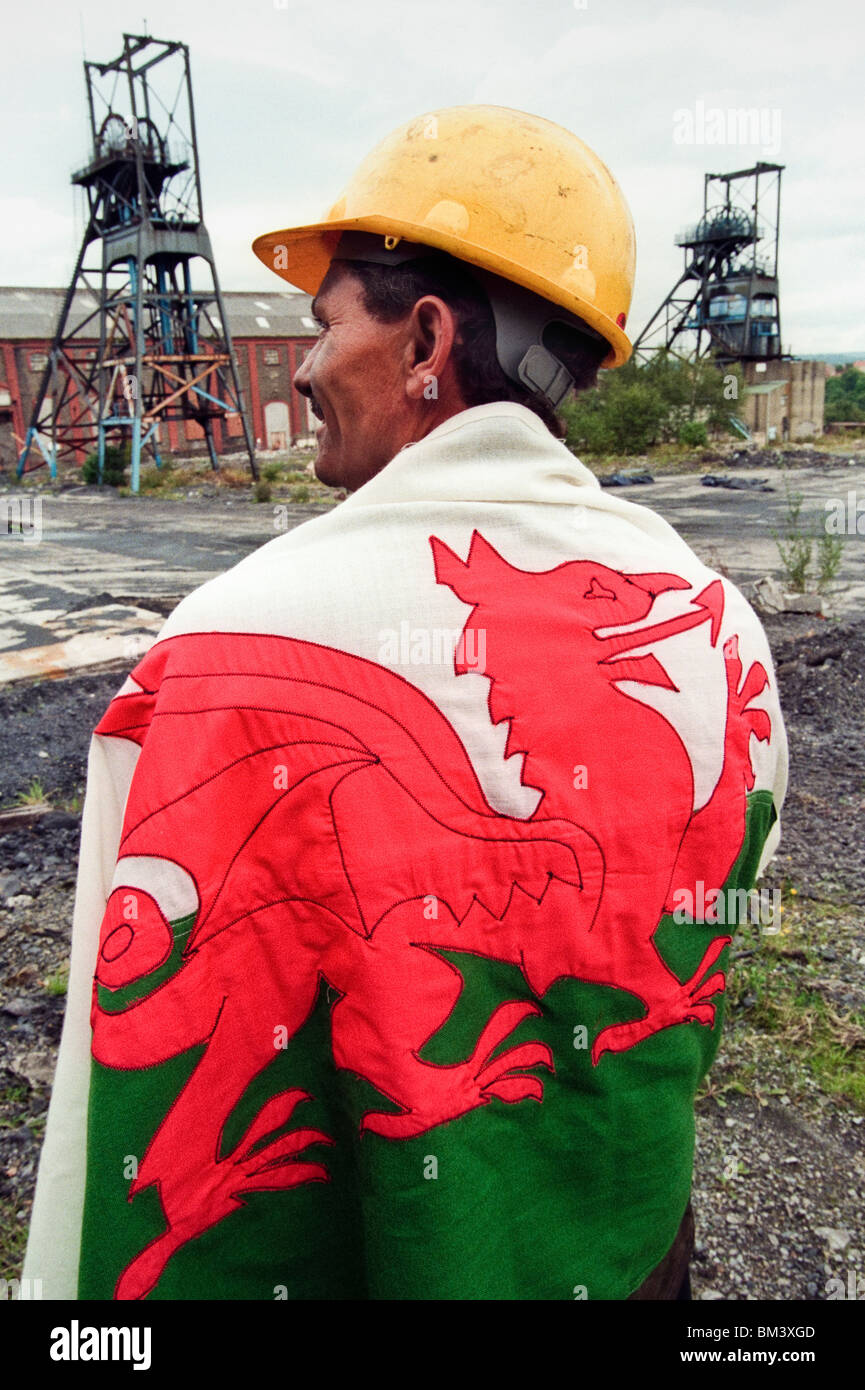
{"left": 403, "top": 296, "right": 459, "bottom": 402}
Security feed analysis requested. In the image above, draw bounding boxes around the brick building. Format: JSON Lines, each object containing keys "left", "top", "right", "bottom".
{"left": 0, "top": 286, "right": 319, "bottom": 472}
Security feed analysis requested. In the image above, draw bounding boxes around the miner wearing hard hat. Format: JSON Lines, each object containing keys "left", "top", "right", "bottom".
{"left": 24, "top": 105, "right": 787, "bottom": 1301}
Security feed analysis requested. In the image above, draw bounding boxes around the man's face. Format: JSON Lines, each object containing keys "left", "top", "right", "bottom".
{"left": 292, "top": 264, "right": 411, "bottom": 491}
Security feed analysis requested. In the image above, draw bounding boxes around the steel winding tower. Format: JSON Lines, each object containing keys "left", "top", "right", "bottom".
{"left": 634, "top": 162, "right": 784, "bottom": 366}
{"left": 17, "top": 32, "right": 258, "bottom": 490}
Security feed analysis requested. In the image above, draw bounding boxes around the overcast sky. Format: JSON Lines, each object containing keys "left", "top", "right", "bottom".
{"left": 3, "top": 0, "right": 863, "bottom": 355}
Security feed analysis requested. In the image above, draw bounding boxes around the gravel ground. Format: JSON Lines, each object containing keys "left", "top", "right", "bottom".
{"left": 1, "top": 615, "right": 863, "bottom": 1299}
{"left": 690, "top": 613, "right": 865, "bottom": 1300}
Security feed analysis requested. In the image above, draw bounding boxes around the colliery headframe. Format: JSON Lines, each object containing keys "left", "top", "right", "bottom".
{"left": 634, "top": 161, "right": 783, "bottom": 366}
{"left": 16, "top": 32, "right": 258, "bottom": 492}
{"left": 633, "top": 162, "right": 824, "bottom": 444}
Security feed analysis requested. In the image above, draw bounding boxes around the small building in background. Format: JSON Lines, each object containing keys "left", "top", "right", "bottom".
{"left": 0, "top": 286, "right": 319, "bottom": 473}
{"left": 742, "top": 358, "right": 825, "bottom": 445}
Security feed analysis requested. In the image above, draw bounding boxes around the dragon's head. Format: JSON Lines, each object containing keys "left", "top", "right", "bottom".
{"left": 431, "top": 530, "right": 689, "bottom": 670}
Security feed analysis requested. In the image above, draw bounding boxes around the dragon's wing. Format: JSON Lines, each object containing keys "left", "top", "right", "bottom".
{"left": 94, "top": 631, "right": 601, "bottom": 978}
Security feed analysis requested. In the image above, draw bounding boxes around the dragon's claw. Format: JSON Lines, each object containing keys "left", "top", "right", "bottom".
{"left": 360, "top": 999, "right": 550, "bottom": 1138}
{"left": 591, "top": 938, "right": 730, "bottom": 1064}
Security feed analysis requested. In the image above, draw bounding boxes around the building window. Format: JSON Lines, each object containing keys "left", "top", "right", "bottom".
{"left": 29, "top": 352, "right": 48, "bottom": 371}
{"left": 751, "top": 295, "right": 776, "bottom": 320}
{"left": 263, "top": 348, "right": 280, "bottom": 365}
{"left": 708, "top": 294, "right": 747, "bottom": 321}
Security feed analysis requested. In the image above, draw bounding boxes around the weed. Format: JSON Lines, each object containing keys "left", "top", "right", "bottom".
{"left": 772, "top": 471, "right": 847, "bottom": 595}
{"left": 772, "top": 478, "right": 814, "bottom": 592}
{"left": 14, "top": 779, "right": 48, "bottom": 807}
{"left": 0, "top": 1085, "right": 29, "bottom": 1109}
{"left": 43, "top": 966, "right": 69, "bottom": 997}
{"left": 138, "top": 466, "right": 169, "bottom": 493}
{"left": 215, "top": 469, "right": 251, "bottom": 490}
{"left": 817, "top": 531, "right": 845, "bottom": 593}
{"left": 696, "top": 1071, "right": 752, "bottom": 1109}
{"left": 0, "top": 1198, "right": 28, "bottom": 1283}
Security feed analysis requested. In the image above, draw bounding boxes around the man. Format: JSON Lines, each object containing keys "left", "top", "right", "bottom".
{"left": 24, "top": 105, "right": 786, "bottom": 1300}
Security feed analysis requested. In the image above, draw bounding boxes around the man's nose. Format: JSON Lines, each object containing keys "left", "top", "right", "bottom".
{"left": 293, "top": 348, "right": 315, "bottom": 398}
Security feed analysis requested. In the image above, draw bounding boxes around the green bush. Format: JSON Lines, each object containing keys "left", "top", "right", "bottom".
{"left": 81, "top": 442, "right": 130, "bottom": 486}
{"left": 253, "top": 480, "right": 272, "bottom": 503}
{"left": 561, "top": 352, "right": 744, "bottom": 457}
{"left": 563, "top": 373, "right": 667, "bottom": 454}
{"left": 678, "top": 420, "right": 708, "bottom": 447}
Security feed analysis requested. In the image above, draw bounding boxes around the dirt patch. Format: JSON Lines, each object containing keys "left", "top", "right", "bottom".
{"left": 0, "top": 670, "right": 126, "bottom": 808}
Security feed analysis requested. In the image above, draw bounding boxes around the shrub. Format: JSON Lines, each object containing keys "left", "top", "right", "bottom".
{"left": 561, "top": 352, "right": 745, "bottom": 457}
{"left": 678, "top": 420, "right": 708, "bottom": 447}
{"left": 81, "top": 442, "right": 130, "bottom": 486}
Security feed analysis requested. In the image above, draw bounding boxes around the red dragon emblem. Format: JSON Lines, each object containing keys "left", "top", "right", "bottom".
{"left": 90, "top": 530, "right": 772, "bottom": 1298}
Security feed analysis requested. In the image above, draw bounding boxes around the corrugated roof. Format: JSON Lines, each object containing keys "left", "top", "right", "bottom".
{"left": 0, "top": 286, "right": 317, "bottom": 341}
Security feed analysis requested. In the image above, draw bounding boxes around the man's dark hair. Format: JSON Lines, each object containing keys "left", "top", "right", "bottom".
{"left": 337, "top": 254, "right": 607, "bottom": 438}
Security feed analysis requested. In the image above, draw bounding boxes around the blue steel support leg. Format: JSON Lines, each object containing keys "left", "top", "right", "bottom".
{"left": 131, "top": 414, "right": 141, "bottom": 494}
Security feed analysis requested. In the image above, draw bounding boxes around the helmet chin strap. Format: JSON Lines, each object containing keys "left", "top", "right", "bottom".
{"left": 331, "top": 231, "right": 606, "bottom": 414}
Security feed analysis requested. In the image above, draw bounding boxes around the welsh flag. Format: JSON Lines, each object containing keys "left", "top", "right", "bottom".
{"left": 75, "top": 530, "right": 781, "bottom": 1300}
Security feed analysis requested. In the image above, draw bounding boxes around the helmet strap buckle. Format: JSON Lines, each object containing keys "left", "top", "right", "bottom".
{"left": 517, "top": 346, "right": 574, "bottom": 410}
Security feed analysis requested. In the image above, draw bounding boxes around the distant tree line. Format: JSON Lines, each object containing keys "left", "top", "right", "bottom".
{"left": 561, "top": 352, "right": 745, "bottom": 456}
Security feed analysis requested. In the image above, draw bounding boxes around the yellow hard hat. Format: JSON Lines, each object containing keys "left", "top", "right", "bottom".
{"left": 252, "top": 105, "right": 636, "bottom": 368}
